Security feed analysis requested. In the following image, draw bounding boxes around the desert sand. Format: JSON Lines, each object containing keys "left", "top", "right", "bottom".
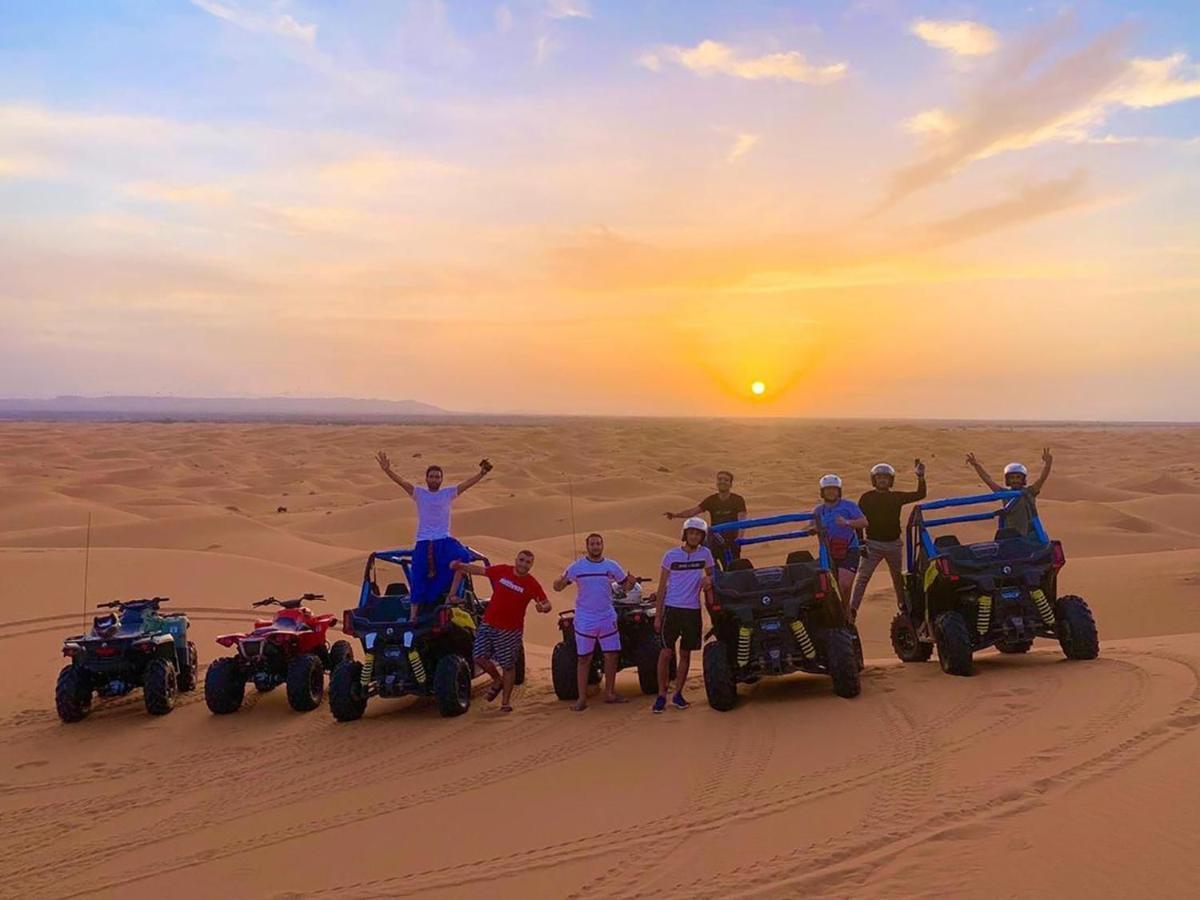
{"left": 1, "top": 418, "right": 1199, "bottom": 899}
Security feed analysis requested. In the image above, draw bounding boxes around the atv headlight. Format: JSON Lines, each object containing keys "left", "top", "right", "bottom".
{"left": 364, "top": 632, "right": 377, "bottom": 650}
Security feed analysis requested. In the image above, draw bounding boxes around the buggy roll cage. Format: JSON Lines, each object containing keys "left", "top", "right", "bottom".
{"left": 358, "top": 546, "right": 491, "bottom": 609}
{"left": 710, "top": 513, "right": 832, "bottom": 570}
{"left": 905, "top": 491, "right": 1049, "bottom": 572}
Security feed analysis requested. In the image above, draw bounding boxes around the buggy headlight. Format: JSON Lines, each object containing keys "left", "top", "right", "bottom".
{"left": 364, "top": 632, "right": 377, "bottom": 650}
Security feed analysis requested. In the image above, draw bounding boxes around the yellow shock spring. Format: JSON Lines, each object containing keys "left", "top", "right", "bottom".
{"left": 790, "top": 620, "right": 816, "bottom": 659}
{"left": 408, "top": 650, "right": 427, "bottom": 684}
{"left": 737, "top": 627, "right": 752, "bottom": 667}
{"left": 360, "top": 655, "right": 374, "bottom": 686}
{"left": 976, "top": 595, "right": 992, "bottom": 635}
{"left": 1031, "top": 589, "right": 1056, "bottom": 626}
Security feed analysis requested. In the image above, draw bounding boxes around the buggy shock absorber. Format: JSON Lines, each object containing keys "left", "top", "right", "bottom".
{"left": 360, "top": 654, "right": 374, "bottom": 686}
{"left": 408, "top": 650, "right": 427, "bottom": 684}
{"left": 737, "top": 626, "right": 752, "bottom": 667}
{"left": 790, "top": 620, "right": 816, "bottom": 659}
{"left": 976, "top": 595, "right": 992, "bottom": 635}
{"left": 1031, "top": 588, "right": 1056, "bottom": 626}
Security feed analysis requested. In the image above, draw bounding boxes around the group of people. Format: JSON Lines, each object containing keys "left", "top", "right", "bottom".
{"left": 374, "top": 446, "right": 1055, "bottom": 713}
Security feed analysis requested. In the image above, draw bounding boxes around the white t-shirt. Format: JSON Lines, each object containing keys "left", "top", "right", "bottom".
{"left": 661, "top": 545, "right": 714, "bottom": 610}
{"left": 413, "top": 485, "right": 458, "bottom": 541}
{"left": 565, "top": 557, "right": 627, "bottom": 632}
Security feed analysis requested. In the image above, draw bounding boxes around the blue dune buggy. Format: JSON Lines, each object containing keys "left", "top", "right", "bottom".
{"left": 329, "top": 546, "right": 518, "bottom": 721}
{"left": 701, "top": 513, "right": 863, "bottom": 709}
{"left": 891, "top": 491, "right": 1099, "bottom": 676}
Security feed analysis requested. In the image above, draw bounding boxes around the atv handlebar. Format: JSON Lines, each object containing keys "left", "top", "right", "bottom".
{"left": 253, "top": 593, "right": 326, "bottom": 609}
{"left": 635, "top": 577, "right": 652, "bottom": 584}
{"left": 96, "top": 597, "right": 168, "bottom": 609}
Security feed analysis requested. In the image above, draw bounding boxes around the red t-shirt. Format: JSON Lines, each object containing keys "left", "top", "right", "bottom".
{"left": 483, "top": 565, "right": 547, "bottom": 631}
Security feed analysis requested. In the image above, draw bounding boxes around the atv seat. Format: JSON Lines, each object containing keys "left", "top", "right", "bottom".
{"left": 786, "top": 550, "right": 815, "bottom": 564}
{"left": 727, "top": 558, "right": 754, "bottom": 572}
{"left": 383, "top": 582, "right": 410, "bottom": 597}
{"left": 933, "top": 535, "right": 961, "bottom": 549}
{"left": 994, "top": 527, "right": 1021, "bottom": 541}
{"left": 360, "top": 593, "right": 409, "bottom": 623}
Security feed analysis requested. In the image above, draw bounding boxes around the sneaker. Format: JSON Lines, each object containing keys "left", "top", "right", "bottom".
{"left": 671, "top": 693, "right": 690, "bottom": 710}
{"left": 651, "top": 696, "right": 667, "bottom": 714}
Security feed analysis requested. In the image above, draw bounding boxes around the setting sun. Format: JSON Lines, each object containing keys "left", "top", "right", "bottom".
{"left": 751, "top": 381, "right": 766, "bottom": 396}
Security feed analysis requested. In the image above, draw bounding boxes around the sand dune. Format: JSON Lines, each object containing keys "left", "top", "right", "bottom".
{"left": 0, "top": 419, "right": 1198, "bottom": 899}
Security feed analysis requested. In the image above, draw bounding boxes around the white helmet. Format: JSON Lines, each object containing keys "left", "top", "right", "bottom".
{"left": 681, "top": 516, "right": 708, "bottom": 539}
{"left": 819, "top": 474, "right": 843, "bottom": 490}
{"left": 870, "top": 463, "right": 896, "bottom": 477}
{"left": 1003, "top": 462, "right": 1029, "bottom": 477}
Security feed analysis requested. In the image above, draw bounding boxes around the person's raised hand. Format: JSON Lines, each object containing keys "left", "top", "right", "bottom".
{"left": 965, "top": 452, "right": 978, "bottom": 467}
{"left": 375, "top": 450, "right": 392, "bottom": 472}
{"left": 915, "top": 458, "right": 926, "bottom": 477}
{"left": 479, "top": 457, "right": 494, "bottom": 474}
{"left": 663, "top": 511, "right": 675, "bottom": 520}
{"left": 1042, "top": 447, "right": 1053, "bottom": 464}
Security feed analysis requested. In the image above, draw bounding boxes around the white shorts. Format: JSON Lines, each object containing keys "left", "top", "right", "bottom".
{"left": 575, "top": 626, "right": 620, "bottom": 655}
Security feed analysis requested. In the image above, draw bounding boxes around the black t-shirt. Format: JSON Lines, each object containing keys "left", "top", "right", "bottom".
{"left": 858, "top": 482, "right": 926, "bottom": 542}
{"left": 699, "top": 492, "right": 747, "bottom": 528}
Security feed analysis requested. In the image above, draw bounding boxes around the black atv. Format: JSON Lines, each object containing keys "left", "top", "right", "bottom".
{"left": 56, "top": 597, "right": 198, "bottom": 722}
{"left": 891, "top": 491, "right": 1100, "bottom": 676}
{"left": 550, "top": 578, "right": 675, "bottom": 701}
{"left": 329, "top": 548, "right": 487, "bottom": 721}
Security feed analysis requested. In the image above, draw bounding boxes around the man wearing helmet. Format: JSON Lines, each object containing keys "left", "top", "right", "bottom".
{"left": 965, "top": 448, "right": 1054, "bottom": 537}
{"left": 663, "top": 470, "right": 747, "bottom": 566}
{"left": 849, "top": 459, "right": 927, "bottom": 623}
{"left": 811, "top": 475, "right": 869, "bottom": 608}
{"left": 651, "top": 517, "right": 715, "bottom": 714}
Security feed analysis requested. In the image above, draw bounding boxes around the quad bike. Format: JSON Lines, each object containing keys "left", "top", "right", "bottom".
{"left": 700, "top": 513, "right": 862, "bottom": 710}
{"left": 56, "top": 597, "right": 198, "bottom": 722}
{"left": 891, "top": 491, "right": 1099, "bottom": 676}
{"left": 206, "top": 593, "right": 352, "bottom": 714}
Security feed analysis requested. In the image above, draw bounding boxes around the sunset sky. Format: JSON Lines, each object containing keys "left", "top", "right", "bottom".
{"left": 2, "top": 1, "right": 1198, "bottom": 419}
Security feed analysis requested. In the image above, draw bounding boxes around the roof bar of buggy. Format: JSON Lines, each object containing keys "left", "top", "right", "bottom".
{"left": 711, "top": 512, "right": 831, "bottom": 570}
{"left": 360, "top": 546, "right": 490, "bottom": 607}
{"left": 906, "top": 491, "right": 1048, "bottom": 570}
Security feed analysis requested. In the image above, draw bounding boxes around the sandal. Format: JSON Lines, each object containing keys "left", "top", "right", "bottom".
{"left": 485, "top": 682, "right": 503, "bottom": 702}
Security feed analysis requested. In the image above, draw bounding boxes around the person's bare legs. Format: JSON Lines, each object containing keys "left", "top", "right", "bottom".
{"left": 603, "top": 650, "right": 626, "bottom": 703}
{"left": 476, "top": 655, "right": 502, "bottom": 699}
{"left": 498, "top": 666, "right": 517, "bottom": 711}
{"left": 657, "top": 644, "right": 673, "bottom": 698}
{"left": 573, "top": 648, "right": 593, "bottom": 711}
{"left": 838, "top": 569, "right": 856, "bottom": 620}
{"left": 674, "top": 648, "right": 691, "bottom": 696}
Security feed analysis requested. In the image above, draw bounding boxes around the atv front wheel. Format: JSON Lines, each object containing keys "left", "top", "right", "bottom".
{"left": 551, "top": 641, "right": 578, "bottom": 701}
{"left": 995, "top": 638, "right": 1033, "bottom": 654}
{"left": 514, "top": 643, "right": 526, "bottom": 686}
{"left": 329, "top": 660, "right": 368, "bottom": 722}
{"left": 825, "top": 628, "right": 861, "bottom": 698}
{"left": 55, "top": 665, "right": 91, "bottom": 723}
{"left": 890, "top": 613, "right": 933, "bottom": 662}
{"left": 287, "top": 653, "right": 325, "bottom": 712}
{"left": 204, "top": 657, "right": 246, "bottom": 714}
{"left": 328, "top": 639, "right": 354, "bottom": 672}
{"left": 702, "top": 641, "right": 737, "bottom": 711}
{"left": 178, "top": 641, "right": 199, "bottom": 693}
{"left": 144, "top": 658, "right": 178, "bottom": 715}
{"left": 934, "top": 611, "right": 974, "bottom": 676}
{"left": 1056, "top": 595, "right": 1099, "bottom": 660}
{"left": 434, "top": 654, "right": 471, "bottom": 717}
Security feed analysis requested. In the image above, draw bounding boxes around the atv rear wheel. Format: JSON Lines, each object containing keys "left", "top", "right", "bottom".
{"left": 1056, "top": 595, "right": 1099, "bottom": 660}
{"left": 551, "top": 640, "right": 578, "bottom": 701}
{"left": 702, "top": 641, "right": 737, "bottom": 711}
{"left": 825, "top": 628, "right": 861, "bottom": 698}
{"left": 144, "top": 658, "right": 178, "bottom": 715}
{"left": 204, "top": 657, "right": 246, "bottom": 714}
{"left": 995, "top": 638, "right": 1033, "bottom": 654}
{"left": 329, "top": 660, "right": 368, "bottom": 722}
{"left": 514, "top": 643, "right": 526, "bottom": 686}
{"left": 328, "top": 640, "right": 354, "bottom": 672}
{"left": 636, "top": 637, "right": 661, "bottom": 695}
{"left": 434, "top": 654, "right": 471, "bottom": 717}
{"left": 890, "top": 612, "right": 933, "bottom": 662}
{"left": 55, "top": 665, "right": 91, "bottom": 723}
{"left": 178, "top": 641, "right": 199, "bottom": 692}
{"left": 934, "top": 611, "right": 974, "bottom": 676}
{"left": 286, "top": 653, "right": 325, "bottom": 712}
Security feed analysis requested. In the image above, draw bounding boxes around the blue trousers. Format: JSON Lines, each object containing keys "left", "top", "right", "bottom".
{"left": 410, "top": 537, "right": 471, "bottom": 606}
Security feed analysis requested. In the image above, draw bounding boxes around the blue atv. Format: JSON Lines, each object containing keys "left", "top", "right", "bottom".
{"left": 56, "top": 597, "right": 198, "bottom": 722}
{"left": 329, "top": 547, "right": 512, "bottom": 721}
{"left": 891, "top": 491, "right": 1099, "bottom": 676}
{"left": 702, "top": 513, "right": 863, "bottom": 710}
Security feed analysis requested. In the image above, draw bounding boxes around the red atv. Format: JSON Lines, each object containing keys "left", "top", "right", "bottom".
{"left": 205, "top": 593, "right": 354, "bottom": 714}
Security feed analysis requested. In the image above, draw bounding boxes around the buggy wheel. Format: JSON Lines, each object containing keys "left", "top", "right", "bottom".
{"left": 286, "top": 653, "right": 325, "bottom": 712}
{"left": 328, "top": 640, "right": 354, "bottom": 672}
{"left": 434, "top": 654, "right": 471, "bottom": 717}
{"left": 177, "top": 641, "right": 199, "bottom": 693}
{"left": 825, "top": 628, "right": 861, "bottom": 698}
{"left": 330, "top": 660, "right": 368, "bottom": 722}
{"left": 144, "top": 658, "right": 178, "bottom": 716}
{"left": 514, "top": 643, "right": 526, "bottom": 686}
{"left": 551, "top": 640, "right": 578, "bottom": 701}
{"left": 636, "top": 637, "right": 661, "bottom": 695}
{"left": 702, "top": 641, "right": 738, "bottom": 711}
{"left": 1056, "top": 595, "right": 1099, "bottom": 660}
{"left": 204, "top": 657, "right": 246, "bottom": 714}
{"left": 55, "top": 665, "right": 91, "bottom": 723}
{"left": 890, "top": 613, "right": 934, "bottom": 662}
{"left": 995, "top": 638, "right": 1033, "bottom": 654}
{"left": 934, "top": 611, "right": 974, "bottom": 676}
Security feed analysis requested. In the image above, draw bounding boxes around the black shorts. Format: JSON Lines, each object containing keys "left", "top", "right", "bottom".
{"left": 661, "top": 606, "right": 702, "bottom": 652}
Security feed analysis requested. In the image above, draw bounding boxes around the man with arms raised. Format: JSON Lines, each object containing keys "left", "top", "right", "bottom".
{"left": 651, "top": 517, "right": 714, "bottom": 714}
{"left": 965, "top": 448, "right": 1053, "bottom": 537}
{"left": 553, "top": 533, "right": 638, "bottom": 711}
{"left": 664, "top": 470, "right": 747, "bottom": 566}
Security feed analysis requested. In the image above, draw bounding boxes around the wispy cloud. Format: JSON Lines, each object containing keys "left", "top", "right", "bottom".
{"left": 727, "top": 133, "right": 760, "bottom": 162}
{"left": 125, "top": 182, "right": 234, "bottom": 206}
{"left": 1109, "top": 53, "right": 1200, "bottom": 108}
{"left": 640, "top": 40, "right": 847, "bottom": 84}
{"left": 904, "top": 107, "right": 957, "bottom": 137}
{"left": 189, "top": 0, "right": 316, "bottom": 45}
{"left": 545, "top": 0, "right": 590, "bottom": 20}
{"left": 910, "top": 19, "right": 999, "bottom": 57}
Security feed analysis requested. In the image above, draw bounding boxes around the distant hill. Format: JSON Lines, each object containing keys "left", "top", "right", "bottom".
{"left": 0, "top": 395, "right": 449, "bottom": 421}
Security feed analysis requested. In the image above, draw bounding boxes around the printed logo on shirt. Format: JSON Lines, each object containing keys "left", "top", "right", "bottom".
{"left": 670, "top": 560, "right": 707, "bottom": 571}
{"left": 498, "top": 578, "right": 526, "bottom": 594}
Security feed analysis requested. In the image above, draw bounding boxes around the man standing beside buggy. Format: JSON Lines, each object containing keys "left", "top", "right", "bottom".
{"left": 663, "top": 470, "right": 747, "bottom": 566}
{"left": 849, "top": 459, "right": 926, "bottom": 623}
{"left": 375, "top": 451, "right": 493, "bottom": 616}
{"left": 651, "top": 516, "right": 715, "bottom": 714}
{"left": 811, "top": 475, "right": 869, "bottom": 615}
